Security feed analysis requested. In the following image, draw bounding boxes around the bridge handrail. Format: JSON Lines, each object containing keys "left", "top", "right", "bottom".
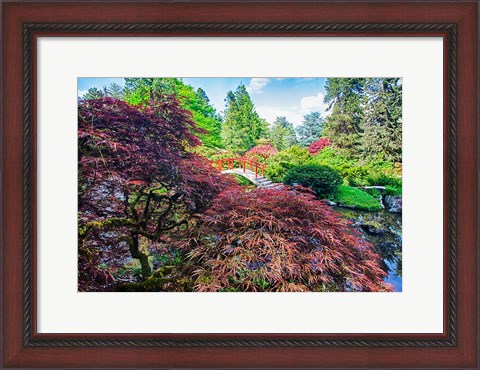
{"left": 213, "top": 157, "right": 266, "bottom": 178}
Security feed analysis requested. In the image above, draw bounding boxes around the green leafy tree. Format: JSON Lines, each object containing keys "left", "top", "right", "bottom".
{"left": 361, "top": 78, "right": 402, "bottom": 162}
{"left": 296, "top": 112, "right": 324, "bottom": 147}
{"left": 123, "top": 78, "right": 223, "bottom": 148}
{"left": 269, "top": 116, "right": 297, "bottom": 150}
{"left": 221, "top": 84, "right": 268, "bottom": 153}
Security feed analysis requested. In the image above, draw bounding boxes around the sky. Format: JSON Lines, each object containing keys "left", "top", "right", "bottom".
{"left": 78, "top": 77, "right": 329, "bottom": 126}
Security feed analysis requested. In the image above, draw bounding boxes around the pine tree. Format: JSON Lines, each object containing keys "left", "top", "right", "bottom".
{"left": 83, "top": 87, "right": 105, "bottom": 100}
{"left": 322, "top": 78, "right": 366, "bottom": 154}
{"left": 221, "top": 84, "right": 268, "bottom": 153}
{"left": 106, "top": 82, "right": 124, "bottom": 99}
{"left": 296, "top": 112, "right": 324, "bottom": 147}
{"left": 270, "top": 116, "right": 297, "bottom": 150}
{"left": 362, "top": 78, "right": 402, "bottom": 162}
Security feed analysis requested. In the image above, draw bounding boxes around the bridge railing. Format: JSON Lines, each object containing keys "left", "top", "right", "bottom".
{"left": 213, "top": 157, "right": 266, "bottom": 178}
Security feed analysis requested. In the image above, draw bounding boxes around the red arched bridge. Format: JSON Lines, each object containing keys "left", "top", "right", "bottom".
{"left": 213, "top": 158, "right": 273, "bottom": 187}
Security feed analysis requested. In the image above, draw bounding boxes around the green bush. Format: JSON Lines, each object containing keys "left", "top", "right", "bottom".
{"left": 227, "top": 174, "right": 255, "bottom": 187}
{"left": 333, "top": 185, "right": 383, "bottom": 211}
{"left": 192, "top": 146, "right": 239, "bottom": 161}
{"left": 283, "top": 164, "right": 342, "bottom": 199}
{"left": 313, "top": 147, "right": 402, "bottom": 188}
{"left": 264, "top": 146, "right": 312, "bottom": 182}
{"left": 384, "top": 185, "right": 402, "bottom": 196}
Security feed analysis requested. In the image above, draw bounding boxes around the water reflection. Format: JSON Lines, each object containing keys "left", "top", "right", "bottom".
{"left": 334, "top": 207, "right": 402, "bottom": 292}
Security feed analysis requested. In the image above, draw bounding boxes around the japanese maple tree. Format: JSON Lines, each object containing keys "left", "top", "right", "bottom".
{"left": 180, "top": 186, "right": 392, "bottom": 292}
{"left": 243, "top": 144, "right": 278, "bottom": 163}
{"left": 78, "top": 96, "right": 232, "bottom": 288}
{"left": 308, "top": 137, "right": 331, "bottom": 155}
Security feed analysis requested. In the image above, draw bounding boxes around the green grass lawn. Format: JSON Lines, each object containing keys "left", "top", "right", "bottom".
{"left": 332, "top": 185, "right": 383, "bottom": 212}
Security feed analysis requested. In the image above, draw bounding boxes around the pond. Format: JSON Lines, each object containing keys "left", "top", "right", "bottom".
{"left": 334, "top": 207, "right": 402, "bottom": 292}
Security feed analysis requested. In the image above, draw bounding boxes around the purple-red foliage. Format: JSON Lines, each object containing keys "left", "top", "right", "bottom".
{"left": 243, "top": 144, "right": 278, "bottom": 163}
{"left": 308, "top": 137, "right": 331, "bottom": 155}
{"left": 180, "top": 186, "right": 392, "bottom": 292}
{"left": 78, "top": 96, "right": 234, "bottom": 290}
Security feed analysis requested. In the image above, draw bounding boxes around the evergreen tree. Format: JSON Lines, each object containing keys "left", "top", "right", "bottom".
{"left": 362, "top": 78, "right": 402, "bottom": 162}
{"left": 221, "top": 84, "right": 268, "bottom": 153}
{"left": 83, "top": 87, "right": 105, "bottom": 100}
{"left": 196, "top": 87, "right": 210, "bottom": 104}
{"left": 270, "top": 116, "right": 297, "bottom": 150}
{"left": 296, "top": 112, "right": 324, "bottom": 147}
{"left": 106, "top": 82, "right": 124, "bottom": 99}
{"left": 322, "top": 78, "right": 366, "bottom": 154}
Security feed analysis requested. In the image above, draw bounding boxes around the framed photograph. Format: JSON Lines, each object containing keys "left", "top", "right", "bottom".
{"left": 1, "top": 1, "right": 478, "bottom": 369}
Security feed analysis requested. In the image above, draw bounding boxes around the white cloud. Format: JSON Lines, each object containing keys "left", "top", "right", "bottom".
{"left": 256, "top": 106, "right": 304, "bottom": 127}
{"left": 246, "top": 78, "right": 270, "bottom": 94}
{"left": 78, "top": 89, "right": 88, "bottom": 97}
{"left": 300, "top": 92, "right": 328, "bottom": 115}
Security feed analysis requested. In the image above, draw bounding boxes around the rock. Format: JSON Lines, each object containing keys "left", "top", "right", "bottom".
{"left": 384, "top": 195, "right": 402, "bottom": 213}
{"left": 359, "top": 220, "right": 386, "bottom": 235}
{"left": 325, "top": 199, "right": 337, "bottom": 206}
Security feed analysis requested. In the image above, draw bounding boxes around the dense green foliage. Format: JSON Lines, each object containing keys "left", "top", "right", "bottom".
{"left": 264, "top": 146, "right": 312, "bottom": 182}
{"left": 269, "top": 116, "right": 297, "bottom": 150}
{"left": 362, "top": 78, "right": 402, "bottom": 162}
{"left": 283, "top": 164, "right": 342, "bottom": 199}
{"left": 322, "top": 78, "right": 365, "bottom": 152}
{"left": 312, "top": 147, "right": 401, "bottom": 187}
{"left": 333, "top": 185, "right": 383, "bottom": 211}
{"left": 221, "top": 84, "right": 268, "bottom": 152}
{"left": 123, "top": 78, "right": 223, "bottom": 148}
{"left": 322, "top": 77, "right": 402, "bottom": 162}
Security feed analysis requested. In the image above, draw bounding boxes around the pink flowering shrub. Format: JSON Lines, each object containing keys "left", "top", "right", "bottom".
{"left": 308, "top": 138, "right": 331, "bottom": 155}
{"left": 243, "top": 144, "right": 278, "bottom": 163}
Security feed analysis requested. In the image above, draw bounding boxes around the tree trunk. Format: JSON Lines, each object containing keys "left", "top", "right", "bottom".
{"left": 129, "top": 234, "right": 152, "bottom": 278}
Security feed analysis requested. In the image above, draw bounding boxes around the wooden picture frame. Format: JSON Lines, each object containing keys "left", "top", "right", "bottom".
{"left": 1, "top": 1, "right": 478, "bottom": 368}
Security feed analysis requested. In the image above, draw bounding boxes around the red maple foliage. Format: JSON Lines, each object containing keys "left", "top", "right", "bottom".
{"left": 308, "top": 137, "right": 331, "bottom": 155}
{"left": 78, "top": 96, "right": 234, "bottom": 289}
{"left": 243, "top": 144, "right": 278, "bottom": 163}
{"left": 180, "top": 186, "right": 392, "bottom": 292}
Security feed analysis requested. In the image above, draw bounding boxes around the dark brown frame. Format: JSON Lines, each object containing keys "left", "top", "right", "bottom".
{"left": 2, "top": 1, "right": 478, "bottom": 368}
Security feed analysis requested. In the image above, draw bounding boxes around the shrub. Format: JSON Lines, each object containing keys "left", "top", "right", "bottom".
{"left": 192, "top": 146, "right": 239, "bottom": 161}
{"left": 384, "top": 185, "right": 402, "bottom": 196}
{"left": 333, "top": 185, "right": 383, "bottom": 211}
{"left": 313, "top": 147, "right": 402, "bottom": 188}
{"left": 308, "top": 137, "right": 331, "bottom": 155}
{"left": 264, "top": 146, "right": 312, "bottom": 182}
{"left": 283, "top": 164, "right": 342, "bottom": 199}
{"left": 178, "top": 187, "right": 392, "bottom": 292}
{"left": 243, "top": 144, "right": 278, "bottom": 163}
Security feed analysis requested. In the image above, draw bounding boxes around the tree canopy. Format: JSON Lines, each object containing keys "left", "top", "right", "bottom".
{"left": 269, "top": 116, "right": 297, "bottom": 150}
{"left": 78, "top": 96, "right": 231, "bottom": 288}
{"left": 122, "top": 78, "right": 223, "bottom": 148}
{"left": 296, "top": 111, "right": 324, "bottom": 147}
{"left": 221, "top": 84, "right": 268, "bottom": 153}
